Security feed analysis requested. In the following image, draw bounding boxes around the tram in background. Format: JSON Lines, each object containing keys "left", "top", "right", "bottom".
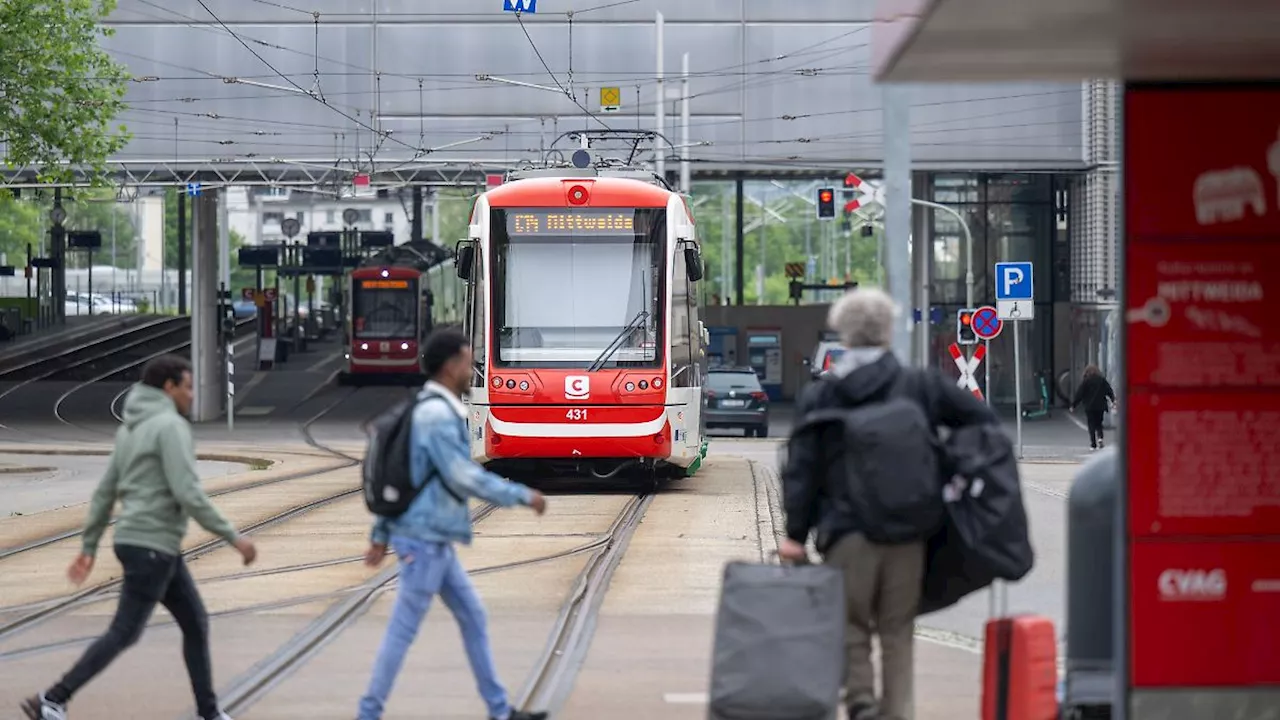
{"left": 454, "top": 161, "right": 710, "bottom": 481}
{"left": 339, "top": 243, "right": 451, "bottom": 385}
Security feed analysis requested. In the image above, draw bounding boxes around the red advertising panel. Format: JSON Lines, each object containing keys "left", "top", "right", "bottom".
{"left": 1126, "top": 86, "right": 1280, "bottom": 240}
{"left": 1128, "top": 391, "right": 1280, "bottom": 538}
{"left": 1126, "top": 243, "right": 1280, "bottom": 388}
{"left": 1125, "top": 83, "right": 1280, "bottom": 689}
{"left": 1130, "top": 540, "right": 1280, "bottom": 686}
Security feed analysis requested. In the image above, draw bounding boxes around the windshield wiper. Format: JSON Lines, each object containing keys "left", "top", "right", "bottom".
{"left": 587, "top": 309, "right": 649, "bottom": 373}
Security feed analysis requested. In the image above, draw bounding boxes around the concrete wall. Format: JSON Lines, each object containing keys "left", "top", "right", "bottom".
{"left": 703, "top": 304, "right": 831, "bottom": 401}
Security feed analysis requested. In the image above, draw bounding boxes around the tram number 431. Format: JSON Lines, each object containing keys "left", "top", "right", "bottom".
{"left": 566, "top": 408, "right": 588, "bottom": 421}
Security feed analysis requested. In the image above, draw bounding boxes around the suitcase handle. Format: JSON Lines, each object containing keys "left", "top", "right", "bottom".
{"left": 768, "top": 549, "right": 813, "bottom": 567}
{"left": 988, "top": 579, "right": 1008, "bottom": 617}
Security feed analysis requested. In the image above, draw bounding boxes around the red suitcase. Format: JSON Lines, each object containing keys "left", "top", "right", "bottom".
{"left": 981, "top": 584, "right": 1059, "bottom": 720}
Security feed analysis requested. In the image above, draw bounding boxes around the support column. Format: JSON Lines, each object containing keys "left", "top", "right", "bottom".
{"left": 882, "top": 84, "right": 913, "bottom": 362}
{"left": 191, "top": 190, "right": 221, "bottom": 422}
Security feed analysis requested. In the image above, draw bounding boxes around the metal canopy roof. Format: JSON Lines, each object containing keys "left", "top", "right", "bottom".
{"left": 4, "top": 0, "right": 1088, "bottom": 187}
{"left": 874, "top": 0, "right": 1280, "bottom": 82}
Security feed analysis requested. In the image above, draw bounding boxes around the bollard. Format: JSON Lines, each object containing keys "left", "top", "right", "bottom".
{"left": 1063, "top": 446, "right": 1118, "bottom": 718}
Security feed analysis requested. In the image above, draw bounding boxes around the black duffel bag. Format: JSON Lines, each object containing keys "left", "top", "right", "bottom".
{"left": 918, "top": 423, "right": 1035, "bottom": 615}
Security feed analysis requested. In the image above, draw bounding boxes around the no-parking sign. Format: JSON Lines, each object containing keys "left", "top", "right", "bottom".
{"left": 972, "top": 305, "right": 1003, "bottom": 340}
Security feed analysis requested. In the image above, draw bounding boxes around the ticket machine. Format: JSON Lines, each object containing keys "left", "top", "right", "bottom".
{"left": 706, "top": 326, "right": 738, "bottom": 368}
{"left": 745, "top": 328, "right": 783, "bottom": 400}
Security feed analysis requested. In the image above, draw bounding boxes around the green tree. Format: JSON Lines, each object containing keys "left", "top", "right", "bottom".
{"left": 0, "top": 194, "right": 44, "bottom": 265}
{"left": 0, "top": 0, "right": 131, "bottom": 184}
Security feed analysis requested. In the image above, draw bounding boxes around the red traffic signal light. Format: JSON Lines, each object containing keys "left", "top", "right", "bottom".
{"left": 816, "top": 188, "right": 836, "bottom": 218}
{"left": 960, "top": 312, "right": 972, "bottom": 325}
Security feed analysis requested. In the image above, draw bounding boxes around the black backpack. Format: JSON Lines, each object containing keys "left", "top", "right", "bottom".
{"left": 796, "top": 372, "right": 945, "bottom": 544}
{"left": 362, "top": 394, "right": 458, "bottom": 518}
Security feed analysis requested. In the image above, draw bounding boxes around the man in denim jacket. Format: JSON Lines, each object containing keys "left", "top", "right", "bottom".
{"left": 357, "top": 329, "right": 549, "bottom": 720}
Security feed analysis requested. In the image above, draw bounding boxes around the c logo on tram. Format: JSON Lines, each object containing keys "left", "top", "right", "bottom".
{"left": 565, "top": 375, "right": 590, "bottom": 400}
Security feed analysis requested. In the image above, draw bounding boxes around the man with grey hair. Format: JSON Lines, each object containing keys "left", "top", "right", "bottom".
{"left": 780, "top": 287, "right": 997, "bottom": 720}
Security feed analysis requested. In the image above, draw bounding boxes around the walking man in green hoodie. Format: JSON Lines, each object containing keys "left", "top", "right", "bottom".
{"left": 22, "top": 355, "right": 257, "bottom": 720}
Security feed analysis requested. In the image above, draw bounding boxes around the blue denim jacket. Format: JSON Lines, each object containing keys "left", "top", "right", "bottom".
{"left": 370, "top": 381, "right": 532, "bottom": 546}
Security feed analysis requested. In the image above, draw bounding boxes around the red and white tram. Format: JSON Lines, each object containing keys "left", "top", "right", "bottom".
{"left": 454, "top": 167, "right": 709, "bottom": 479}
{"left": 339, "top": 263, "right": 431, "bottom": 384}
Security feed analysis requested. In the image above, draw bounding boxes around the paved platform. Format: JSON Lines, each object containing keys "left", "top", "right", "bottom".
{"left": 0, "top": 435, "right": 1075, "bottom": 719}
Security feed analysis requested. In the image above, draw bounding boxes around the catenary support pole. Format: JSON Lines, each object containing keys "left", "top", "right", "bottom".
{"left": 431, "top": 190, "right": 441, "bottom": 246}
{"left": 734, "top": 174, "right": 745, "bottom": 306}
{"left": 912, "top": 184, "right": 930, "bottom": 368}
{"left": 178, "top": 191, "right": 187, "bottom": 315}
{"left": 679, "top": 52, "right": 691, "bottom": 195}
{"left": 411, "top": 186, "right": 423, "bottom": 242}
{"left": 218, "top": 193, "right": 232, "bottom": 429}
{"left": 654, "top": 11, "right": 665, "bottom": 181}
{"left": 882, "top": 84, "right": 912, "bottom": 361}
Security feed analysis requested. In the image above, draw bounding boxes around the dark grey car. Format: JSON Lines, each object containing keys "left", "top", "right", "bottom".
{"left": 705, "top": 367, "right": 770, "bottom": 437}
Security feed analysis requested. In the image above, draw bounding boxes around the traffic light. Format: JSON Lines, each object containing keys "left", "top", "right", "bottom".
{"left": 816, "top": 188, "right": 835, "bottom": 219}
{"left": 957, "top": 308, "right": 978, "bottom": 345}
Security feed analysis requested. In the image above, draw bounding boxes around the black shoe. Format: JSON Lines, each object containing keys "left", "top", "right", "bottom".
{"left": 848, "top": 701, "right": 879, "bottom": 720}
{"left": 499, "top": 711, "right": 548, "bottom": 720}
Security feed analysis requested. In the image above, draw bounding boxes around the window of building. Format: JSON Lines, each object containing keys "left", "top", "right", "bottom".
{"left": 326, "top": 210, "right": 335, "bottom": 223}
{"left": 263, "top": 211, "right": 284, "bottom": 224}
{"left": 384, "top": 212, "right": 394, "bottom": 226}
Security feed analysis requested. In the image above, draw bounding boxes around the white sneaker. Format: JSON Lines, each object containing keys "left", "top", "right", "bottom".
{"left": 21, "top": 694, "right": 67, "bottom": 720}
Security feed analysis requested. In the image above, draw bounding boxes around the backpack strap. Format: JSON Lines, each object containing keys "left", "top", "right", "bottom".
{"left": 408, "top": 392, "right": 467, "bottom": 503}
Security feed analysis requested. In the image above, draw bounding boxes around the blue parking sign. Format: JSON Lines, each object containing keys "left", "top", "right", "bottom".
{"left": 995, "top": 262, "right": 1033, "bottom": 300}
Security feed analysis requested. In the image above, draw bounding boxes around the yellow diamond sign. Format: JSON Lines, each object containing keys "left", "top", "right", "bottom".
{"left": 600, "top": 86, "right": 621, "bottom": 113}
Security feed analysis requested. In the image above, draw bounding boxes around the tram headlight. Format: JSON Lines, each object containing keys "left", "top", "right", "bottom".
{"left": 624, "top": 382, "right": 636, "bottom": 392}
{"left": 638, "top": 380, "right": 649, "bottom": 390}
{"left": 519, "top": 381, "right": 530, "bottom": 391}
{"left": 400, "top": 342, "right": 409, "bottom": 350}
{"left": 652, "top": 377, "right": 663, "bottom": 389}
{"left": 506, "top": 379, "right": 516, "bottom": 389}
{"left": 360, "top": 342, "right": 369, "bottom": 351}
{"left": 492, "top": 376, "right": 503, "bottom": 388}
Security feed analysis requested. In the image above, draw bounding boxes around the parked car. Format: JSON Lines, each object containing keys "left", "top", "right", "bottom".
{"left": 704, "top": 366, "right": 770, "bottom": 437}
{"left": 805, "top": 340, "right": 846, "bottom": 379}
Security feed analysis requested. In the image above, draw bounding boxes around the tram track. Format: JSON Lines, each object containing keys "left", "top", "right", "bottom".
{"left": 0, "top": 385, "right": 368, "bottom": 640}
{"left": 205, "top": 492, "right": 652, "bottom": 718}
{"left": 52, "top": 319, "right": 257, "bottom": 435}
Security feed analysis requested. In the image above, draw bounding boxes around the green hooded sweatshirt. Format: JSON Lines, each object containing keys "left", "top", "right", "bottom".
{"left": 81, "top": 383, "right": 240, "bottom": 557}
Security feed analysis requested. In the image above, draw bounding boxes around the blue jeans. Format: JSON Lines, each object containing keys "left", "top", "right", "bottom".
{"left": 357, "top": 537, "right": 512, "bottom": 720}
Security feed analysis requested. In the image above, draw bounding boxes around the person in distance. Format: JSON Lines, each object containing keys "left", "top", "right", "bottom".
{"left": 1070, "top": 363, "right": 1116, "bottom": 450}
{"left": 779, "top": 288, "right": 997, "bottom": 720}
{"left": 356, "top": 328, "right": 549, "bottom": 720}
{"left": 22, "top": 355, "right": 256, "bottom": 720}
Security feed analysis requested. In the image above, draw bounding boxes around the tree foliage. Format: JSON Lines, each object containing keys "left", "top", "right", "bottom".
{"left": 0, "top": 190, "right": 137, "bottom": 267}
{"left": 0, "top": 0, "right": 131, "bottom": 184}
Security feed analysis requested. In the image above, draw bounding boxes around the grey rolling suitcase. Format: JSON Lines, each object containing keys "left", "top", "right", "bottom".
{"left": 708, "top": 560, "right": 846, "bottom": 720}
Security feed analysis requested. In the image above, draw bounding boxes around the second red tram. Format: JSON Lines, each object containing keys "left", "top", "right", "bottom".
{"left": 339, "top": 264, "right": 431, "bottom": 384}
{"left": 454, "top": 166, "right": 710, "bottom": 479}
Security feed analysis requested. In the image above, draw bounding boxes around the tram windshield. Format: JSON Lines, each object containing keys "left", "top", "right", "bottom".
{"left": 491, "top": 207, "right": 665, "bottom": 369}
{"left": 352, "top": 277, "right": 418, "bottom": 340}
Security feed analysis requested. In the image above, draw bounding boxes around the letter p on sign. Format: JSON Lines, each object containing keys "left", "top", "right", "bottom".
{"left": 1003, "top": 267, "right": 1023, "bottom": 296}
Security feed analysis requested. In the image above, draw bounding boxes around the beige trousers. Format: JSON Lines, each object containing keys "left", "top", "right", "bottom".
{"left": 823, "top": 532, "right": 925, "bottom": 720}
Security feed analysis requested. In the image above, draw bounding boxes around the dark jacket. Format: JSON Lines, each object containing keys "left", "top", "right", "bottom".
{"left": 781, "top": 348, "right": 999, "bottom": 553}
{"left": 1071, "top": 374, "right": 1115, "bottom": 415}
